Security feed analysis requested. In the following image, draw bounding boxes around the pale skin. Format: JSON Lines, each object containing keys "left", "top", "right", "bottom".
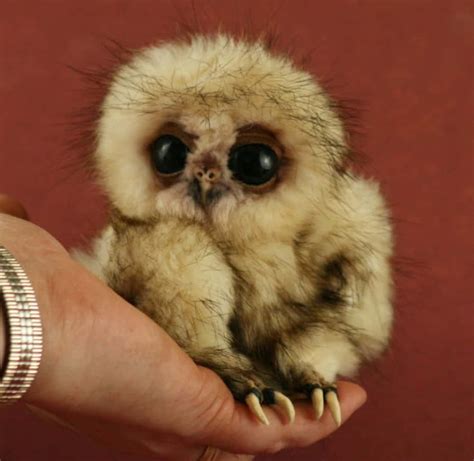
{"left": 0, "top": 194, "right": 366, "bottom": 460}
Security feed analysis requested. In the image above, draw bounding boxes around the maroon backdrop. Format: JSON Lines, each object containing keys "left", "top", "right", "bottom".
{"left": 0, "top": 1, "right": 472, "bottom": 460}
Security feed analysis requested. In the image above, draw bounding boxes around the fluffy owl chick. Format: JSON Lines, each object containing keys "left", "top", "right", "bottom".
{"left": 74, "top": 34, "right": 393, "bottom": 427}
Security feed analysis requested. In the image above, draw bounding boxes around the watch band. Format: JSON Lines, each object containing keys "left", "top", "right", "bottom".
{"left": 0, "top": 246, "right": 43, "bottom": 404}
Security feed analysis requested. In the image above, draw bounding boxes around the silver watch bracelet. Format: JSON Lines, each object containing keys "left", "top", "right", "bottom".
{"left": 0, "top": 245, "right": 43, "bottom": 404}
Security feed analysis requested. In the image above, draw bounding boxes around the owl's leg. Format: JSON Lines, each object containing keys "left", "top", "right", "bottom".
{"left": 191, "top": 348, "right": 295, "bottom": 424}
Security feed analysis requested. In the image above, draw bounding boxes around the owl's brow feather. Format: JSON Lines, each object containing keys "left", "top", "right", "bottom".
{"left": 103, "top": 67, "right": 350, "bottom": 171}
{"left": 107, "top": 63, "right": 334, "bottom": 121}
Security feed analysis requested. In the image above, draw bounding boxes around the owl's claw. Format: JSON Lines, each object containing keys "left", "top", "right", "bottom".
{"left": 325, "top": 389, "right": 341, "bottom": 427}
{"left": 245, "top": 392, "right": 270, "bottom": 425}
{"left": 244, "top": 388, "right": 294, "bottom": 424}
{"left": 273, "top": 390, "right": 296, "bottom": 423}
{"left": 311, "top": 387, "right": 324, "bottom": 419}
{"left": 306, "top": 384, "right": 341, "bottom": 426}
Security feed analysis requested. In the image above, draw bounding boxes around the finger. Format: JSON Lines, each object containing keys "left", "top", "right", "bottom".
{"left": 0, "top": 194, "right": 29, "bottom": 220}
{"left": 195, "top": 379, "right": 366, "bottom": 455}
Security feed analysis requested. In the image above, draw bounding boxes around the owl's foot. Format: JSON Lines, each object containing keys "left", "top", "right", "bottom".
{"left": 245, "top": 387, "right": 295, "bottom": 425}
{"left": 304, "top": 383, "right": 341, "bottom": 426}
{"left": 190, "top": 349, "right": 295, "bottom": 424}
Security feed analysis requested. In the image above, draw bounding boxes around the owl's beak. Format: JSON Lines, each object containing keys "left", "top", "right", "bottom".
{"left": 189, "top": 166, "right": 223, "bottom": 207}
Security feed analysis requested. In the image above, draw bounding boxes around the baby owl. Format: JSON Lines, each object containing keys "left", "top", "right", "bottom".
{"left": 74, "top": 34, "right": 393, "bottom": 427}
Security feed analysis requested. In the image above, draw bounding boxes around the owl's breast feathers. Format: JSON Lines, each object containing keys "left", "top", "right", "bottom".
{"left": 106, "top": 210, "right": 357, "bottom": 359}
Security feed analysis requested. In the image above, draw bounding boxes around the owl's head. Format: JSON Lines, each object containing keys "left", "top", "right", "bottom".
{"left": 95, "top": 35, "right": 348, "bottom": 241}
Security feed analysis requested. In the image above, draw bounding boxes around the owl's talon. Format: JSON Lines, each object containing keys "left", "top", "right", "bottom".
{"left": 304, "top": 383, "right": 341, "bottom": 426}
{"left": 245, "top": 392, "right": 270, "bottom": 425}
{"left": 273, "top": 391, "right": 296, "bottom": 423}
{"left": 325, "top": 389, "right": 341, "bottom": 427}
{"left": 311, "top": 386, "right": 324, "bottom": 420}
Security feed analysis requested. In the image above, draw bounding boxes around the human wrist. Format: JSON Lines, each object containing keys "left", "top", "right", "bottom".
{"left": 0, "top": 245, "right": 43, "bottom": 404}
{"left": 0, "top": 215, "right": 65, "bottom": 406}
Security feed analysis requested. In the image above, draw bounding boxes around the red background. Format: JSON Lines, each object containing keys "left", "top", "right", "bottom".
{"left": 0, "top": 1, "right": 472, "bottom": 460}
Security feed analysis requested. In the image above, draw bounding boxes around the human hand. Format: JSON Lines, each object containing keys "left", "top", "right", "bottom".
{"left": 0, "top": 194, "right": 367, "bottom": 460}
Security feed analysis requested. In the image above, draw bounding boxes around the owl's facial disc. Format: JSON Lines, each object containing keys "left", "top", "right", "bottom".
{"left": 187, "top": 141, "right": 280, "bottom": 209}
{"left": 149, "top": 122, "right": 283, "bottom": 215}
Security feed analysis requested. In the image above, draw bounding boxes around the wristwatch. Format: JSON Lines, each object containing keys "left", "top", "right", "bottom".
{"left": 0, "top": 245, "right": 43, "bottom": 404}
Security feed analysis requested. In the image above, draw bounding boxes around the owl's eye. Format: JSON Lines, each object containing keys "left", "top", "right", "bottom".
{"left": 150, "top": 135, "right": 189, "bottom": 175}
{"left": 228, "top": 144, "right": 279, "bottom": 186}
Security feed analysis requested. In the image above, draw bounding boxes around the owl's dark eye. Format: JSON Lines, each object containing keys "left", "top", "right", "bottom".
{"left": 150, "top": 135, "right": 189, "bottom": 175}
{"left": 228, "top": 144, "right": 279, "bottom": 186}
